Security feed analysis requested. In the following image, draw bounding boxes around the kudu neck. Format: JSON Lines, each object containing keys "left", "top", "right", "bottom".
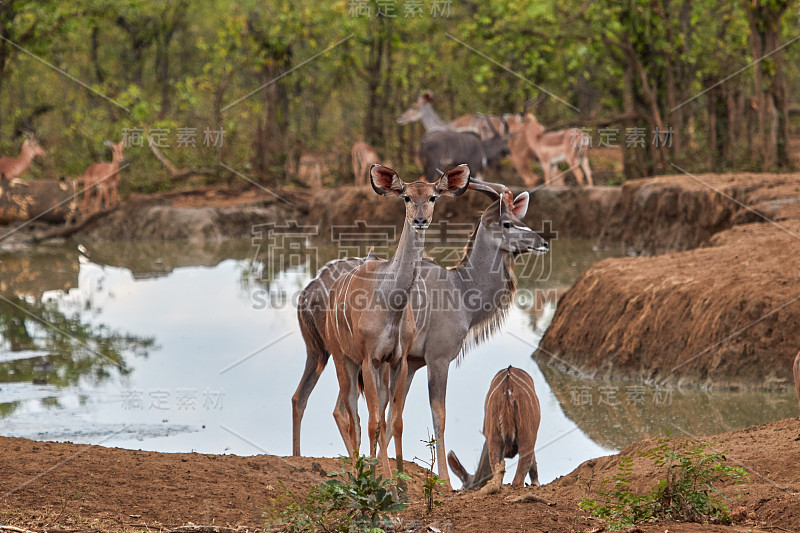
{"left": 391, "top": 219, "right": 425, "bottom": 268}
{"left": 421, "top": 104, "right": 448, "bottom": 130}
{"left": 458, "top": 223, "right": 513, "bottom": 290}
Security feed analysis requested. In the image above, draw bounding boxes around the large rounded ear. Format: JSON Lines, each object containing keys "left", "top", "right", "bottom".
{"left": 435, "top": 164, "right": 470, "bottom": 197}
{"left": 447, "top": 451, "right": 471, "bottom": 485}
{"left": 370, "top": 164, "right": 404, "bottom": 196}
{"left": 104, "top": 139, "right": 113, "bottom": 148}
{"left": 422, "top": 90, "right": 433, "bottom": 102}
{"left": 512, "top": 191, "right": 529, "bottom": 218}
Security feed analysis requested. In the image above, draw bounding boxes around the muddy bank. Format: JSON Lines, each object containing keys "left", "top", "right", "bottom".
{"left": 538, "top": 173, "right": 800, "bottom": 389}
{"left": 2, "top": 418, "right": 799, "bottom": 532}
{"left": 0, "top": 175, "right": 763, "bottom": 250}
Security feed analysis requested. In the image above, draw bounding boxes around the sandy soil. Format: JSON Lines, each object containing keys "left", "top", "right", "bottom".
{"left": 1, "top": 418, "right": 799, "bottom": 532}
{"left": 539, "top": 172, "right": 800, "bottom": 388}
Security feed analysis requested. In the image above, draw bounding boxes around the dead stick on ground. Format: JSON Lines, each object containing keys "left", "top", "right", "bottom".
{"left": 505, "top": 493, "right": 556, "bottom": 506}
{"left": 1, "top": 526, "right": 36, "bottom": 533}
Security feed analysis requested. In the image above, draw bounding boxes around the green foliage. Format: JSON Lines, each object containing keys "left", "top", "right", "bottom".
{"left": 418, "top": 435, "right": 445, "bottom": 513}
{"left": 266, "top": 455, "right": 410, "bottom": 533}
{"left": 579, "top": 438, "right": 749, "bottom": 530}
{"left": 0, "top": 0, "right": 798, "bottom": 187}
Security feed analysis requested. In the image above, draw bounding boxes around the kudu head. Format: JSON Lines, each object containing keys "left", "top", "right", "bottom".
{"left": 447, "top": 450, "right": 482, "bottom": 490}
{"left": 469, "top": 181, "right": 549, "bottom": 255}
{"left": 23, "top": 134, "right": 46, "bottom": 158}
{"left": 397, "top": 90, "right": 434, "bottom": 125}
{"left": 104, "top": 139, "right": 126, "bottom": 165}
{"left": 370, "top": 163, "right": 470, "bottom": 231}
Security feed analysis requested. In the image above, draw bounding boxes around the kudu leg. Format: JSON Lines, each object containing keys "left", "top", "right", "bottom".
{"left": 386, "top": 359, "right": 423, "bottom": 445}
{"left": 291, "top": 348, "right": 329, "bottom": 456}
{"left": 428, "top": 360, "right": 452, "bottom": 489}
{"left": 331, "top": 354, "right": 359, "bottom": 457}
{"left": 361, "top": 357, "right": 392, "bottom": 478}
{"left": 387, "top": 356, "right": 409, "bottom": 500}
{"left": 512, "top": 449, "right": 537, "bottom": 488}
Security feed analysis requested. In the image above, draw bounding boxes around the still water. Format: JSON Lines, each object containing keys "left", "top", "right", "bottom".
{"left": 0, "top": 238, "right": 796, "bottom": 487}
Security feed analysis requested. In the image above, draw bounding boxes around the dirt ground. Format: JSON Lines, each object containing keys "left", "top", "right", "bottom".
{"left": 1, "top": 417, "right": 799, "bottom": 532}
{"left": 539, "top": 172, "right": 800, "bottom": 388}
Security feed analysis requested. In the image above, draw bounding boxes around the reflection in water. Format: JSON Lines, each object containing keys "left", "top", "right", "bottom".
{"left": 0, "top": 244, "right": 157, "bottom": 419}
{"left": 537, "top": 363, "right": 798, "bottom": 450}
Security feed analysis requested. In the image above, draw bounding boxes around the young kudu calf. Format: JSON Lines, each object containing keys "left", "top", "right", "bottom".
{"left": 293, "top": 179, "right": 549, "bottom": 488}
{"left": 447, "top": 366, "right": 541, "bottom": 490}
{"left": 321, "top": 164, "right": 471, "bottom": 482}
{"left": 0, "top": 136, "right": 46, "bottom": 181}
{"left": 794, "top": 350, "right": 800, "bottom": 413}
{"left": 81, "top": 140, "right": 126, "bottom": 214}
{"left": 522, "top": 113, "right": 593, "bottom": 187}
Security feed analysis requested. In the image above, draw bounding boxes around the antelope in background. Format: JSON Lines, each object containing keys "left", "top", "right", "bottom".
{"left": 0, "top": 135, "right": 47, "bottom": 181}
{"left": 522, "top": 113, "right": 593, "bottom": 187}
{"left": 320, "top": 164, "right": 471, "bottom": 485}
{"left": 398, "top": 91, "right": 545, "bottom": 186}
{"left": 419, "top": 128, "right": 509, "bottom": 182}
{"left": 351, "top": 142, "right": 392, "bottom": 186}
{"left": 292, "top": 179, "right": 549, "bottom": 488}
{"left": 81, "top": 140, "right": 126, "bottom": 214}
{"left": 794, "top": 350, "right": 800, "bottom": 412}
{"left": 448, "top": 366, "right": 541, "bottom": 490}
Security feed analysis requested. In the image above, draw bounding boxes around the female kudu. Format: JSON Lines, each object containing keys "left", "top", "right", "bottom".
{"left": 293, "top": 179, "right": 549, "bottom": 488}
{"left": 447, "top": 366, "right": 541, "bottom": 490}
{"left": 321, "top": 164, "right": 470, "bottom": 482}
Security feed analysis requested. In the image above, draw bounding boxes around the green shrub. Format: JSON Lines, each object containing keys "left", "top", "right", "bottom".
{"left": 267, "top": 455, "right": 410, "bottom": 533}
{"left": 580, "top": 438, "right": 749, "bottom": 530}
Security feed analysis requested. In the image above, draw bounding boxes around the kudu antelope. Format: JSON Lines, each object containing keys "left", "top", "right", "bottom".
{"left": 351, "top": 142, "right": 392, "bottom": 186}
{"left": 419, "top": 129, "right": 509, "bottom": 182}
{"left": 292, "top": 178, "right": 549, "bottom": 488}
{"left": 522, "top": 113, "right": 593, "bottom": 187}
{"left": 447, "top": 366, "right": 541, "bottom": 490}
{"left": 398, "top": 91, "right": 542, "bottom": 185}
{"left": 320, "top": 164, "right": 471, "bottom": 482}
{"left": 0, "top": 135, "right": 46, "bottom": 181}
{"left": 794, "top": 350, "right": 800, "bottom": 412}
{"left": 81, "top": 140, "right": 125, "bottom": 214}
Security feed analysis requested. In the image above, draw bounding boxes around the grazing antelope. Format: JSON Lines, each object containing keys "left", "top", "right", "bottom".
{"left": 447, "top": 366, "right": 541, "bottom": 490}
{"left": 351, "top": 142, "right": 387, "bottom": 186}
{"left": 522, "top": 113, "right": 593, "bottom": 187}
{"left": 81, "top": 140, "right": 125, "bottom": 214}
{"left": 321, "top": 164, "right": 471, "bottom": 483}
{"left": 794, "top": 350, "right": 800, "bottom": 413}
{"left": 292, "top": 179, "right": 549, "bottom": 488}
{"left": 0, "top": 135, "right": 46, "bottom": 181}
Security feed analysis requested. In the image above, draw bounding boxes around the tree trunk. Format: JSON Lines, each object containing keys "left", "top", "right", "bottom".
{"left": 745, "top": 0, "right": 791, "bottom": 170}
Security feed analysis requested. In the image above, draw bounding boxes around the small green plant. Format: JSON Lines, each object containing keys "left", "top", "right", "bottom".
{"left": 266, "top": 454, "right": 410, "bottom": 533}
{"left": 416, "top": 435, "right": 446, "bottom": 513}
{"left": 579, "top": 438, "right": 748, "bottom": 531}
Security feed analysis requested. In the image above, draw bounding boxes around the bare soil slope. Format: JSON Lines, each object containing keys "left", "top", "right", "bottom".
{"left": 539, "top": 172, "right": 800, "bottom": 388}
{"left": 2, "top": 418, "right": 799, "bottom": 532}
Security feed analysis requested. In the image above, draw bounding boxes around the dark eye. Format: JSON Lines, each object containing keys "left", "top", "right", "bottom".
{"left": 428, "top": 196, "right": 436, "bottom": 203}
{"left": 403, "top": 196, "right": 411, "bottom": 203}
{"left": 503, "top": 221, "right": 512, "bottom": 229}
